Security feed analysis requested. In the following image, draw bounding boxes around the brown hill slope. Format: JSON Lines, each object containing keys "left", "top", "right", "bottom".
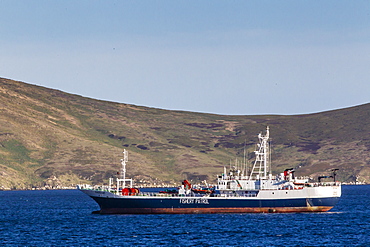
{"left": 0, "top": 77, "right": 369, "bottom": 189}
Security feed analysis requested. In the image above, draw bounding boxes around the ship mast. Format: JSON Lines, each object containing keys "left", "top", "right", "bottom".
{"left": 115, "top": 149, "right": 132, "bottom": 195}
{"left": 121, "top": 149, "right": 128, "bottom": 181}
{"left": 249, "top": 126, "right": 270, "bottom": 179}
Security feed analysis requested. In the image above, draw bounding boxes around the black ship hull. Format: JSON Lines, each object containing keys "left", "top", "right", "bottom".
{"left": 89, "top": 194, "right": 340, "bottom": 214}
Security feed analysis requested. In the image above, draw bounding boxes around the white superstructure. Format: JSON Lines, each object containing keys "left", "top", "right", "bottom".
{"left": 215, "top": 126, "right": 341, "bottom": 199}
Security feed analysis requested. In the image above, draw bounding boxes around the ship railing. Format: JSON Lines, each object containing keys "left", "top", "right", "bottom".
{"left": 305, "top": 182, "right": 341, "bottom": 187}
{"left": 215, "top": 193, "right": 257, "bottom": 198}
{"left": 137, "top": 192, "right": 198, "bottom": 197}
{"left": 132, "top": 192, "right": 257, "bottom": 198}
{"left": 137, "top": 192, "right": 178, "bottom": 197}
{"left": 78, "top": 185, "right": 257, "bottom": 197}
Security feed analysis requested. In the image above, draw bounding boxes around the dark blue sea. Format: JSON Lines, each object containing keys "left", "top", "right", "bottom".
{"left": 0, "top": 185, "right": 369, "bottom": 246}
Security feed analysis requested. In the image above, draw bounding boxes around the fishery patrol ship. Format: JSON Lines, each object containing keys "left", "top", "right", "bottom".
{"left": 78, "top": 127, "right": 341, "bottom": 214}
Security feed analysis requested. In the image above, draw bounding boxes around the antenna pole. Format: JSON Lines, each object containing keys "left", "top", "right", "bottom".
{"left": 121, "top": 149, "right": 128, "bottom": 187}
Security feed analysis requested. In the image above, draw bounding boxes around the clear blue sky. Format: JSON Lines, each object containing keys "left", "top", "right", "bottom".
{"left": 1, "top": 1, "right": 369, "bottom": 115}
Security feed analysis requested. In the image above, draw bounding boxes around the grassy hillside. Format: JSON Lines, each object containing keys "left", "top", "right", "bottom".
{"left": 0, "top": 77, "right": 369, "bottom": 189}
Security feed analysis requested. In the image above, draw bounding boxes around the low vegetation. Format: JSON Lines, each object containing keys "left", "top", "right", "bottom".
{"left": 0, "top": 77, "right": 369, "bottom": 189}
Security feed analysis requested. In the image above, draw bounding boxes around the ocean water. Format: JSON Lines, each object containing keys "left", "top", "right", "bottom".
{"left": 0, "top": 185, "right": 369, "bottom": 246}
